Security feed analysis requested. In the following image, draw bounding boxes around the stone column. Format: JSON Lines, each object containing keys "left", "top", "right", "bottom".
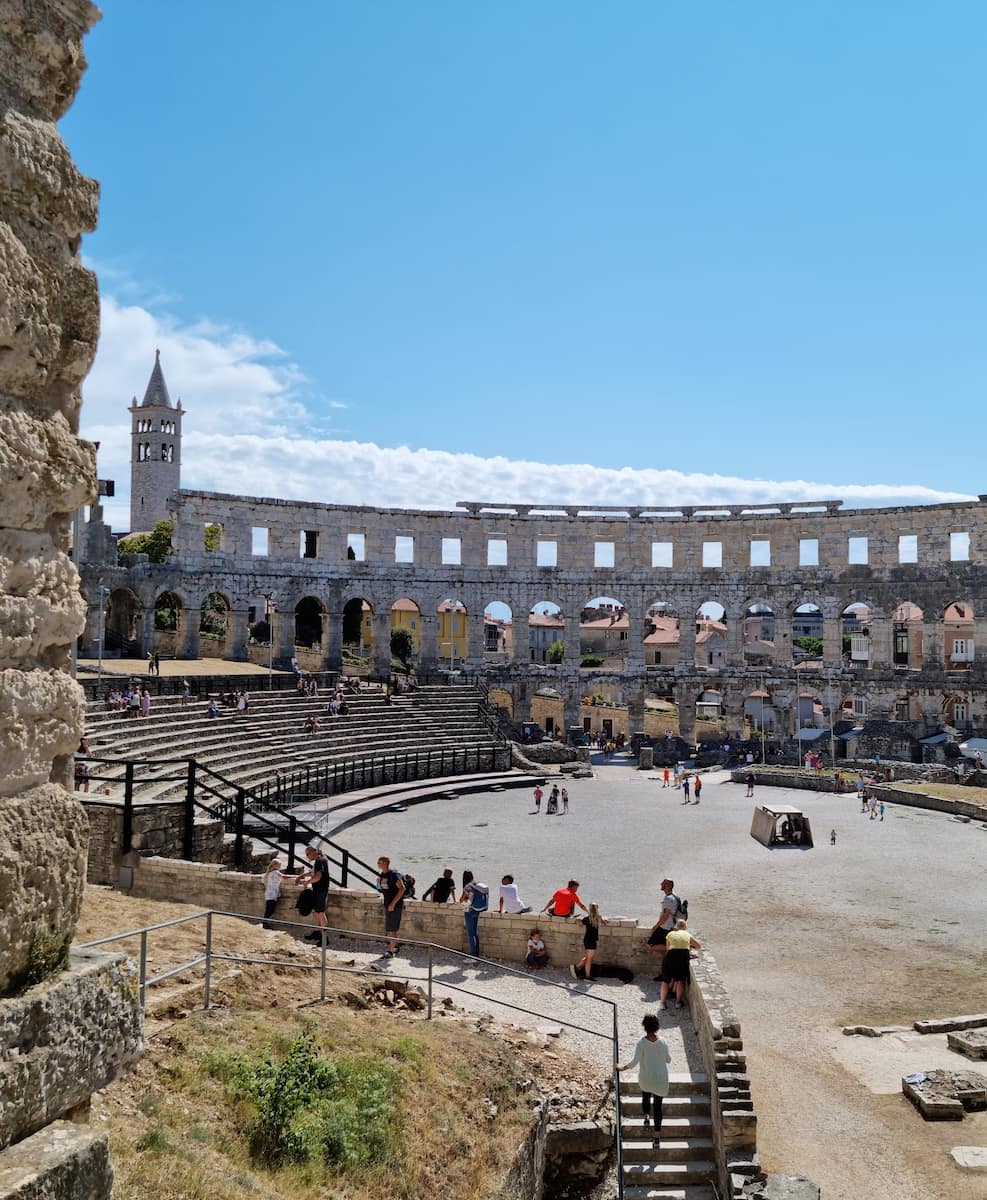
{"left": 465, "top": 607, "right": 484, "bottom": 670}
{"left": 674, "top": 684, "right": 696, "bottom": 745}
{"left": 373, "top": 610, "right": 392, "bottom": 677}
{"left": 725, "top": 615, "right": 743, "bottom": 668}
{"left": 183, "top": 605, "right": 201, "bottom": 659}
{"left": 822, "top": 616, "right": 842, "bottom": 666}
{"left": 869, "top": 614, "right": 892, "bottom": 669}
{"left": 677, "top": 613, "right": 696, "bottom": 671}
{"left": 773, "top": 611, "right": 793, "bottom": 666}
{"left": 723, "top": 688, "right": 746, "bottom": 740}
{"left": 277, "top": 603, "right": 295, "bottom": 663}
{"left": 0, "top": 4, "right": 142, "bottom": 1191}
{"left": 139, "top": 605, "right": 155, "bottom": 657}
{"left": 229, "top": 607, "right": 250, "bottom": 661}
{"left": 326, "top": 611, "right": 344, "bottom": 671}
{"left": 419, "top": 613, "right": 438, "bottom": 672}
{"left": 626, "top": 685, "right": 646, "bottom": 736}
{"left": 922, "top": 617, "right": 942, "bottom": 671}
{"left": 975, "top": 615, "right": 987, "bottom": 670}
{"left": 512, "top": 611, "right": 529, "bottom": 666}
{"left": 563, "top": 614, "right": 581, "bottom": 669}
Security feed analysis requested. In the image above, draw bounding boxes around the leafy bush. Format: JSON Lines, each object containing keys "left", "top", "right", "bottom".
{"left": 794, "top": 636, "right": 823, "bottom": 658}
{"left": 119, "top": 519, "right": 173, "bottom": 563}
{"left": 390, "top": 628, "right": 415, "bottom": 670}
{"left": 210, "top": 1033, "right": 402, "bottom": 1171}
{"left": 546, "top": 640, "right": 565, "bottom": 664}
{"left": 580, "top": 654, "right": 605, "bottom": 667}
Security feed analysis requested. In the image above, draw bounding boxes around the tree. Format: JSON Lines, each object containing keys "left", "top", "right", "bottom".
{"left": 794, "top": 636, "right": 823, "bottom": 659}
{"left": 390, "top": 628, "right": 414, "bottom": 671}
{"left": 547, "top": 640, "right": 565, "bottom": 664}
{"left": 204, "top": 523, "right": 221, "bottom": 552}
{"left": 118, "top": 519, "right": 173, "bottom": 563}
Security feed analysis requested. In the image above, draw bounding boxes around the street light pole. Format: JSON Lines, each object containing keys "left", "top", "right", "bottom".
{"left": 264, "top": 593, "right": 276, "bottom": 690}
{"left": 97, "top": 586, "right": 110, "bottom": 681}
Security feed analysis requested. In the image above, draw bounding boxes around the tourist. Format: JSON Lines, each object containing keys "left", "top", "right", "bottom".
{"left": 681, "top": 774, "right": 691, "bottom": 803}
{"left": 376, "top": 856, "right": 406, "bottom": 959}
{"left": 262, "top": 857, "right": 284, "bottom": 926}
{"left": 542, "top": 879, "right": 587, "bottom": 920}
{"left": 869, "top": 796, "right": 878, "bottom": 820}
{"left": 139, "top": 687, "right": 151, "bottom": 719}
{"left": 692, "top": 774, "right": 702, "bottom": 804}
{"left": 879, "top": 801, "right": 885, "bottom": 821}
{"left": 290, "top": 654, "right": 300, "bottom": 679}
{"left": 128, "top": 688, "right": 140, "bottom": 718}
{"left": 303, "top": 713, "right": 319, "bottom": 734}
{"left": 830, "top": 829, "right": 837, "bottom": 845}
{"left": 804, "top": 751, "right": 812, "bottom": 771}
{"left": 533, "top": 784, "right": 543, "bottom": 814}
{"left": 662, "top": 767, "right": 670, "bottom": 788}
{"left": 616, "top": 1014, "right": 672, "bottom": 1143}
{"left": 745, "top": 750, "right": 755, "bottom": 766}
{"left": 74, "top": 737, "right": 90, "bottom": 793}
{"left": 561, "top": 786, "right": 569, "bottom": 814}
{"left": 459, "top": 870, "right": 490, "bottom": 957}
{"left": 525, "top": 928, "right": 549, "bottom": 971}
{"left": 745, "top": 770, "right": 755, "bottom": 797}
{"left": 646, "top": 880, "right": 681, "bottom": 955}
{"left": 180, "top": 679, "right": 190, "bottom": 706}
{"left": 546, "top": 785, "right": 560, "bottom": 816}
{"left": 296, "top": 844, "right": 330, "bottom": 940}
{"left": 571, "top": 902, "right": 609, "bottom": 980}
{"left": 146, "top": 649, "right": 154, "bottom": 675}
{"left": 498, "top": 874, "right": 531, "bottom": 914}
{"left": 236, "top": 690, "right": 247, "bottom": 717}
{"left": 207, "top": 699, "right": 221, "bottom": 719}
{"left": 153, "top": 652, "right": 161, "bottom": 675}
{"left": 422, "top": 868, "right": 457, "bottom": 903}
{"left": 658, "top": 918, "right": 702, "bottom": 1010}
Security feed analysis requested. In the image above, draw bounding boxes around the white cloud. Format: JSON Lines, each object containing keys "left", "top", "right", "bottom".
{"left": 82, "top": 295, "right": 975, "bottom": 531}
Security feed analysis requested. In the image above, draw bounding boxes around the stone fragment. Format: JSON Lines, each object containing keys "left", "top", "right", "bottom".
{"left": 0, "top": 673, "right": 87, "bottom": 796}
{"left": 0, "top": 1121, "right": 112, "bottom": 1200}
{"left": 950, "top": 1147, "right": 987, "bottom": 1171}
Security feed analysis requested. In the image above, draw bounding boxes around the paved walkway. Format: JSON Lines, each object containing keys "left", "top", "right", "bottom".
{"left": 78, "top": 656, "right": 282, "bottom": 677}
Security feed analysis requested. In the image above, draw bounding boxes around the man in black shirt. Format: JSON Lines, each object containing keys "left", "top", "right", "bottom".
{"left": 376, "top": 855, "right": 406, "bottom": 960}
{"left": 296, "top": 845, "right": 330, "bottom": 941}
{"left": 422, "top": 868, "right": 456, "bottom": 904}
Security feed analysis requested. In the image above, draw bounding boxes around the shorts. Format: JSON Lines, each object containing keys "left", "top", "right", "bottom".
{"left": 310, "top": 889, "right": 328, "bottom": 915}
{"left": 647, "top": 927, "right": 670, "bottom": 947}
{"left": 385, "top": 902, "right": 404, "bottom": 933}
{"left": 661, "top": 947, "right": 691, "bottom": 983}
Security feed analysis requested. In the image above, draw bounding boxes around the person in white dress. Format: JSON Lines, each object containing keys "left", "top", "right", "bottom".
{"left": 617, "top": 1013, "right": 672, "bottom": 1142}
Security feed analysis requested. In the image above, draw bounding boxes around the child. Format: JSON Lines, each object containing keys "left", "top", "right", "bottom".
{"left": 262, "top": 857, "right": 284, "bottom": 925}
{"left": 617, "top": 1014, "right": 672, "bottom": 1142}
{"left": 572, "top": 902, "right": 609, "bottom": 980}
{"left": 526, "top": 928, "right": 548, "bottom": 970}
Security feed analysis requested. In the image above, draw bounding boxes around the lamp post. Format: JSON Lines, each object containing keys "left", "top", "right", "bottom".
{"left": 96, "top": 586, "right": 110, "bottom": 680}
{"left": 828, "top": 671, "right": 837, "bottom": 767}
{"left": 263, "top": 593, "right": 276, "bottom": 689}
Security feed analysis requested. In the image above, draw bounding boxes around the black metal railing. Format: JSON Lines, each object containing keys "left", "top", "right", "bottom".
{"left": 79, "top": 670, "right": 339, "bottom": 702}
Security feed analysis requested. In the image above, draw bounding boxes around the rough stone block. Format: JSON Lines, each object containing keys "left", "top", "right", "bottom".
{"left": 0, "top": 949, "right": 142, "bottom": 1150}
{"left": 0, "top": 1121, "right": 111, "bottom": 1200}
{"left": 0, "top": 408, "right": 95, "bottom": 526}
{"left": 0, "top": 670, "right": 86, "bottom": 794}
{"left": 950, "top": 1146, "right": 987, "bottom": 1171}
{"left": 0, "top": 786, "right": 87, "bottom": 993}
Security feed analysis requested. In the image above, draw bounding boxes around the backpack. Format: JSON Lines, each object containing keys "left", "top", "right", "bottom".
{"left": 672, "top": 893, "right": 689, "bottom": 922}
{"left": 401, "top": 873, "right": 416, "bottom": 900}
{"left": 469, "top": 883, "right": 489, "bottom": 912}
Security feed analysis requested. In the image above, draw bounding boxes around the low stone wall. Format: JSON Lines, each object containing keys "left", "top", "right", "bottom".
{"left": 127, "top": 856, "right": 663, "bottom": 970}
{"left": 688, "top": 953, "right": 758, "bottom": 1197}
{"left": 497, "top": 1100, "right": 548, "bottom": 1200}
{"left": 729, "top": 769, "right": 855, "bottom": 794}
{"left": 866, "top": 784, "right": 987, "bottom": 822}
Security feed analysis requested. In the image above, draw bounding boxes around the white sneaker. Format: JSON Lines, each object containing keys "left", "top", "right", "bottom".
{"left": 657, "top": 1001, "right": 666, "bottom": 1010}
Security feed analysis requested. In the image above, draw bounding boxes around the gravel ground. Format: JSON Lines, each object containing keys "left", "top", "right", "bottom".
{"left": 342, "top": 753, "right": 987, "bottom": 1200}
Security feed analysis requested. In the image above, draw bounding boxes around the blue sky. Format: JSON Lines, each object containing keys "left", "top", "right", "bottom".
{"left": 63, "top": 2, "right": 986, "bottom": 527}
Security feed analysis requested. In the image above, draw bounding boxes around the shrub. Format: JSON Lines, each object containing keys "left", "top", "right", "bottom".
{"left": 580, "top": 655, "right": 605, "bottom": 667}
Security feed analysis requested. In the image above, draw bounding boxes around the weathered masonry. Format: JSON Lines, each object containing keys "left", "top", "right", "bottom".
{"left": 80, "top": 485, "right": 987, "bottom": 741}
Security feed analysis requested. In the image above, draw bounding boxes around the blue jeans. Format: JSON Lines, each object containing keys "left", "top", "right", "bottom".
{"left": 465, "top": 908, "right": 481, "bottom": 956}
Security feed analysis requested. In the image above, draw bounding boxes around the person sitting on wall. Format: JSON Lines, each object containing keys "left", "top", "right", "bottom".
{"left": 303, "top": 713, "right": 319, "bottom": 734}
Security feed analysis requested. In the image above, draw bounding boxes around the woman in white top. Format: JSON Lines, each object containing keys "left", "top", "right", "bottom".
{"left": 262, "top": 858, "right": 284, "bottom": 925}
{"left": 617, "top": 1013, "right": 672, "bottom": 1142}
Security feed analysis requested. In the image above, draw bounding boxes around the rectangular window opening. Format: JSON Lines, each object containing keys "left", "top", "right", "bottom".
{"left": 441, "top": 537, "right": 462, "bottom": 565}
{"left": 395, "top": 535, "right": 415, "bottom": 564}
{"left": 702, "top": 541, "right": 722, "bottom": 569}
{"left": 651, "top": 541, "right": 673, "bottom": 569}
{"left": 848, "top": 536, "right": 868, "bottom": 565}
{"left": 537, "top": 540, "right": 557, "bottom": 567}
{"left": 799, "top": 538, "right": 819, "bottom": 567}
{"left": 594, "top": 541, "right": 615, "bottom": 568}
{"left": 750, "top": 539, "right": 771, "bottom": 567}
{"left": 346, "top": 532, "right": 366, "bottom": 561}
{"left": 487, "top": 538, "right": 508, "bottom": 566}
{"left": 250, "top": 527, "right": 268, "bottom": 556}
{"left": 898, "top": 534, "right": 918, "bottom": 563}
{"left": 950, "top": 531, "right": 970, "bottom": 562}
{"left": 204, "top": 523, "right": 223, "bottom": 553}
{"left": 300, "top": 530, "right": 318, "bottom": 559}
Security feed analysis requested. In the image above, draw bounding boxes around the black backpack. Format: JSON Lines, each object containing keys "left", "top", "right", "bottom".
{"left": 672, "top": 893, "right": 689, "bottom": 922}
{"left": 401, "top": 873, "right": 416, "bottom": 899}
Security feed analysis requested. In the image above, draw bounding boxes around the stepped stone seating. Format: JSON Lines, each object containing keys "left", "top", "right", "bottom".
{"left": 83, "top": 683, "right": 502, "bottom": 805}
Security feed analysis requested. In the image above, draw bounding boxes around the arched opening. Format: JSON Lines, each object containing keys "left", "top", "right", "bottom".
{"left": 390, "top": 598, "right": 421, "bottom": 671}
{"left": 153, "top": 590, "right": 183, "bottom": 657}
{"left": 643, "top": 601, "right": 679, "bottom": 668}
{"left": 531, "top": 686, "right": 563, "bottom": 738}
{"left": 342, "top": 597, "right": 374, "bottom": 671}
{"left": 103, "top": 588, "right": 142, "bottom": 657}
{"left": 744, "top": 686, "right": 777, "bottom": 738}
{"left": 696, "top": 689, "right": 725, "bottom": 742}
{"left": 943, "top": 601, "right": 975, "bottom": 672}
{"left": 793, "top": 603, "right": 823, "bottom": 663}
{"left": 437, "top": 597, "right": 468, "bottom": 667}
{"left": 695, "top": 601, "right": 727, "bottom": 669}
{"left": 579, "top": 596, "right": 627, "bottom": 670}
{"left": 294, "top": 595, "right": 326, "bottom": 659}
{"left": 892, "top": 602, "right": 923, "bottom": 670}
{"left": 579, "top": 686, "right": 629, "bottom": 743}
{"left": 842, "top": 602, "right": 871, "bottom": 668}
{"left": 199, "top": 591, "right": 231, "bottom": 659}
{"left": 743, "top": 603, "right": 775, "bottom": 665}
{"left": 483, "top": 601, "right": 513, "bottom": 663}
{"left": 529, "top": 601, "right": 564, "bottom": 664}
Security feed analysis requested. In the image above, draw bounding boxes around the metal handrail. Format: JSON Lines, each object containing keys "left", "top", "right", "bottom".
{"left": 80, "top": 907, "right": 624, "bottom": 1197}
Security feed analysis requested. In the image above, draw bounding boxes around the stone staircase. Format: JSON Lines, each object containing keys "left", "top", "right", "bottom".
{"left": 619, "top": 1072, "right": 718, "bottom": 1200}
{"left": 83, "top": 683, "right": 503, "bottom": 804}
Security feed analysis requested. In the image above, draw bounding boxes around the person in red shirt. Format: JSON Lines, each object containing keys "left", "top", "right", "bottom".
{"left": 542, "top": 879, "right": 588, "bottom": 919}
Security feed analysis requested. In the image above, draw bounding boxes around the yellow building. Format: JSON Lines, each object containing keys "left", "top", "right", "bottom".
{"left": 438, "top": 600, "right": 468, "bottom": 661}
{"left": 389, "top": 598, "right": 422, "bottom": 654}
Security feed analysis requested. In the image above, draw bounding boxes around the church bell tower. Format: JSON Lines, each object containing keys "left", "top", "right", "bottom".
{"left": 128, "top": 350, "right": 183, "bottom": 533}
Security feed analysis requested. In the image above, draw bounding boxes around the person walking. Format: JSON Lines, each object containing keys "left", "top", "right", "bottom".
{"left": 830, "top": 828, "right": 837, "bottom": 845}
{"left": 745, "top": 770, "right": 755, "bottom": 798}
{"left": 296, "top": 845, "right": 330, "bottom": 940}
{"left": 692, "top": 774, "right": 702, "bottom": 804}
{"left": 262, "top": 857, "right": 284, "bottom": 926}
{"left": 658, "top": 919, "right": 702, "bottom": 1010}
{"left": 662, "top": 767, "right": 670, "bottom": 788}
{"left": 153, "top": 652, "right": 161, "bottom": 675}
{"left": 617, "top": 1014, "right": 672, "bottom": 1143}
{"left": 561, "top": 787, "right": 569, "bottom": 814}
{"left": 681, "top": 774, "right": 691, "bottom": 803}
{"left": 376, "top": 856, "right": 406, "bottom": 960}
{"left": 533, "top": 785, "right": 543, "bottom": 814}
{"left": 180, "top": 678, "right": 190, "bottom": 706}
{"left": 879, "top": 801, "right": 885, "bottom": 821}
{"left": 571, "top": 902, "right": 609, "bottom": 980}
{"left": 459, "top": 870, "right": 490, "bottom": 957}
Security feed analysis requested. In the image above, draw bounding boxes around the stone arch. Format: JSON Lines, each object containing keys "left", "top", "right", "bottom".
{"left": 483, "top": 600, "right": 513, "bottom": 662}
{"left": 390, "top": 597, "right": 422, "bottom": 664}
{"left": 743, "top": 684, "right": 778, "bottom": 737}
{"left": 531, "top": 686, "right": 563, "bottom": 736}
{"left": 695, "top": 688, "right": 725, "bottom": 741}
{"left": 437, "top": 596, "right": 468, "bottom": 666}
{"left": 342, "top": 596, "right": 374, "bottom": 669}
{"left": 199, "top": 590, "right": 232, "bottom": 658}
{"left": 152, "top": 589, "right": 183, "bottom": 656}
{"left": 103, "top": 587, "right": 142, "bottom": 656}
{"left": 891, "top": 601, "right": 924, "bottom": 669}
{"left": 792, "top": 602, "right": 823, "bottom": 664}
{"left": 942, "top": 600, "right": 975, "bottom": 672}
{"left": 695, "top": 600, "right": 728, "bottom": 670}
{"left": 294, "top": 595, "right": 326, "bottom": 652}
{"left": 578, "top": 683, "right": 629, "bottom": 741}
{"left": 579, "top": 595, "right": 628, "bottom": 670}
{"left": 529, "top": 600, "right": 564, "bottom": 665}
{"left": 841, "top": 601, "right": 872, "bottom": 668}
{"left": 742, "top": 601, "right": 775, "bottom": 665}
{"left": 643, "top": 599, "right": 679, "bottom": 668}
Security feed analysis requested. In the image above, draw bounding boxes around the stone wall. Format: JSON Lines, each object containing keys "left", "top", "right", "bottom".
{"left": 0, "top": 5, "right": 142, "bottom": 1194}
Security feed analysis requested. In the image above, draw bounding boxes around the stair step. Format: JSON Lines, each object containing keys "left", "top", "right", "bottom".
{"left": 622, "top": 1186, "right": 717, "bottom": 1200}
{"left": 620, "top": 1073, "right": 708, "bottom": 1096}
{"left": 622, "top": 1161, "right": 717, "bottom": 1186}
{"left": 620, "top": 1096, "right": 711, "bottom": 1117}
{"left": 621, "top": 1137, "right": 714, "bottom": 1163}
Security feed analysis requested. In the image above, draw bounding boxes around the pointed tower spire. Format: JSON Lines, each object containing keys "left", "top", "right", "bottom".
{"left": 141, "top": 348, "right": 173, "bottom": 408}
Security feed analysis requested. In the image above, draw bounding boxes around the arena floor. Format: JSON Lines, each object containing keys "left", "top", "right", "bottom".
{"left": 342, "top": 757, "right": 987, "bottom": 1200}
